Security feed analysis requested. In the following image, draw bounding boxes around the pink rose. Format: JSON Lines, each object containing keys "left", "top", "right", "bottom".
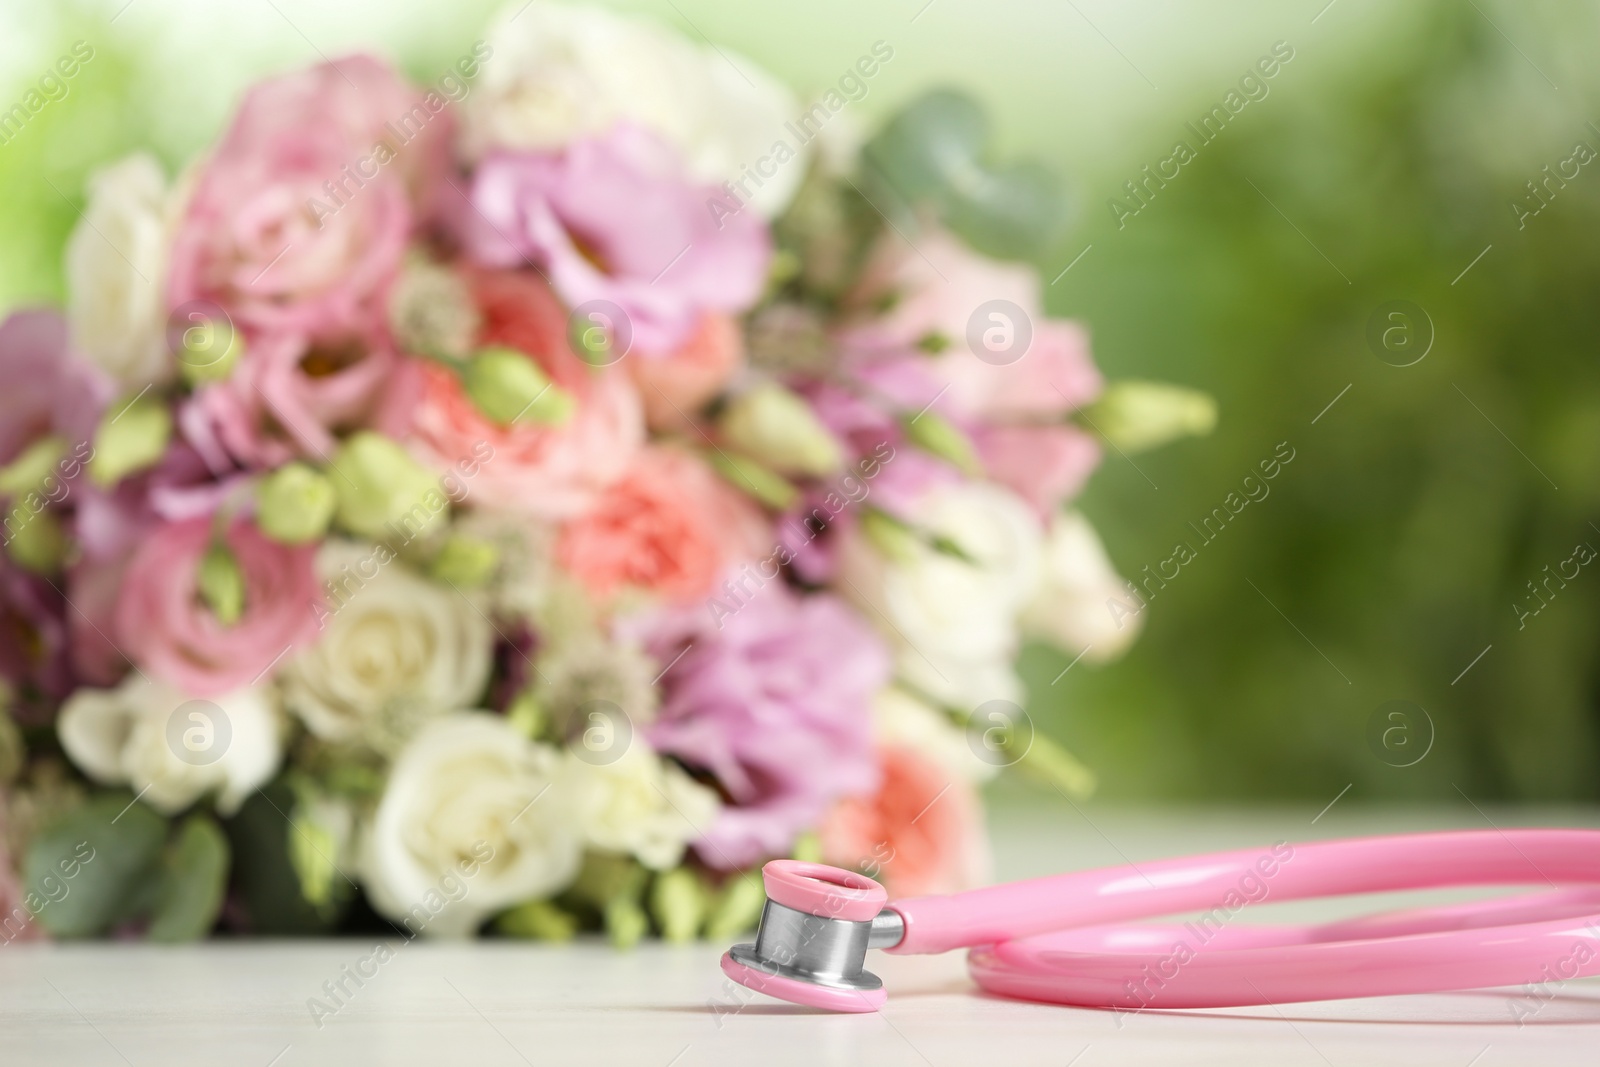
{"left": 168, "top": 56, "right": 441, "bottom": 339}
{"left": 627, "top": 313, "right": 745, "bottom": 432}
{"left": 181, "top": 329, "right": 419, "bottom": 470}
{"left": 462, "top": 126, "right": 771, "bottom": 355}
{"left": 114, "top": 517, "right": 321, "bottom": 695}
{"left": 407, "top": 270, "right": 642, "bottom": 517}
{"left": 556, "top": 445, "right": 766, "bottom": 605}
{"left": 820, "top": 746, "right": 989, "bottom": 898}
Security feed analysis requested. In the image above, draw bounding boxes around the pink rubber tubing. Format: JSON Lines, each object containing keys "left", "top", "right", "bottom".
{"left": 885, "top": 829, "right": 1600, "bottom": 1009}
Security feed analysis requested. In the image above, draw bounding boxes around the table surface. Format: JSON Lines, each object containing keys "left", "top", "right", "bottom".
{"left": 4, "top": 800, "right": 1597, "bottom": 1067}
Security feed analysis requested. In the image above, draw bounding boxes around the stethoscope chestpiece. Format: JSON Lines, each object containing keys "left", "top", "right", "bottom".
{"left": 720, "top": 861, "right": 903, "bottom": 1012}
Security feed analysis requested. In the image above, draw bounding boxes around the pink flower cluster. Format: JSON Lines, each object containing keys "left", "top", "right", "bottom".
{"left": 1, "top": 14, "right": 1152, "bottom": 940}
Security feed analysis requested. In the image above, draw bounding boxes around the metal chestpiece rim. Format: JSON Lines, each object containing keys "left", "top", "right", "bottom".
{"left": 727, "top": 900, "right": 905, "bottom": 993}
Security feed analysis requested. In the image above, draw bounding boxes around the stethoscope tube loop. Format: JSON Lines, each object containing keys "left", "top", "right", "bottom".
{"left": 723, "top": 829, "right": 1600, "bottom": 1011}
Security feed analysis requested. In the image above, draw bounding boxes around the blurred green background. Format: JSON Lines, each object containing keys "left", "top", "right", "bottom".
{"left": 4, "top": 0, "right": 1598, "bottom": 802}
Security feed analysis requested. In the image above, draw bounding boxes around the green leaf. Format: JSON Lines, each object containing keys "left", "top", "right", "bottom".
{"left": 862, "top": 88, "right": 1067, "bottom": 258}
{"left": 147, "top": 814, "right": 230, "bottom": 942}
{"left": 224, "top": 782, "right": 350, "bottom": 934}
{"left": 23, "top": 793, "right": 166, "bottom": 938}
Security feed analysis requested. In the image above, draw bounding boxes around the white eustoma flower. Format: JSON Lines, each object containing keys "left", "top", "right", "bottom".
{"left": 361, "top": 712, "right": 581, "bottom": 937}
{"left": 562, "top": 743, "right": 719, "bottom": 869}
{"left": 64, "top": 153, "right": 178, "bottom": 387}
{"left": 1020, "top": 510, "right": 1143, "bottom": 663}
{"left": 464, "top": 1, "right": 805, "bottom": 216}
{"left": 282, "top": 540, "right": 493, "bottom": 750}
{"left": 57, "top": 676, "right": 282, "bottom": 815}
{"left": 843, "top": 482, "right": 1041, "bottom": 709}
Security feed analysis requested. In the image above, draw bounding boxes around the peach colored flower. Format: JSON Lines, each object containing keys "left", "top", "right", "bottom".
{"left": 820, "top": 745, "right": 989, "bottom": 899}
{"left": 113, "top": 517, "right": 322, "bottom": 696}
{"left": 407, "top": 271, "right": 642, "bottom": 517}
{"left": 556, "top": 445, "right": 764, "bottom": 605}
{"left": 627, "top": 313, "right": 744, "bottom": 433}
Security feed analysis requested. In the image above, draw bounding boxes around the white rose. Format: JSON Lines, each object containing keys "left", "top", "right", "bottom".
{"left": 465, "top": 1, "right": 805, "bottom": 216}
{"left": 842, "top": 482, "right": 1041, "bottom": 708}
{"left": 65, "top": 153, "right": 178, "bottom": 387}
{"left": 361, "top": 712, "right": 581, "bottom": 937}
{"left": 57, "top": 677, "right": 282, "bottom": 815}
{"left": 872, "top": 686, "right": 997, "bottom": 784}
{"left": 1020, "top": 510, "right": 1143, "bottom": 663}
{"left": 562, "top": 743, "right": 718, "bottom": 870}
{"left": 282, "top": 541, "right": 493, "bottom": 749}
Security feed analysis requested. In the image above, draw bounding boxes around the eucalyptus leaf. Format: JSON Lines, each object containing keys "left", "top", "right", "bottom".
{"left": 862, "top": 87, "right": 1068, "bottom": 258}
{"left": 147, "top": 814, "right": 230, "bottom": 942}
{"left": 22, "top": 793, "right": 166, "bottom": 938}
{"left": 862, "top": 88, "right": 989, "bottom": 209}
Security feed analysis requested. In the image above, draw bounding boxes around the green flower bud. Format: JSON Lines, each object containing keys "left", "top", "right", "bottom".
{"left": 702, "top": 872, "right": 766, "bottom": 940}
{"left": 0, "top": 436, "right": 65, "bottom": 496}
{"left": 463, "top": 347, "right": 575, "bottom": 427}
{"left": 288, "top": 807, "right": 341, "bottom": 913}
{"left": 706, "top": 451, "right": 799, "bottom": 511}
{"left": 649, "top": 867, "right": 707, "bottom": 943}
{"left": 197, "top": 541, "right": 246, "bottom": 625}
{"left": 790, "top": 830, "right": 822, "bottom": 863}
{"left": 255, "top": 463, "right": 336, "bottom": 545}
{"left": 1082, "top": 381, "right": 1217, "bottom": 454}
{"left": 496, "top": 899, "right": 578, "bottom": 941}
{"left": 718, "top": 383, "right": 843, "bottom": 477}
{"left": 331, "top": 432, "right": 448, "bottom": 544}
{"left": 89, "top": 394, "right": 172, "bottom": 487}
{"left": 605, "top": 896, "right": 649, "bottom": 949}
{"left": 900, "top": 410, "right": 981, "bottom": 476}
{"left": 860, "top": 509, "right": 922, "bottom": 565}
{"left": 428, "top": 532, "right": 500, "bottom": 588}
{"left": 504, "top": 689, "right": 545, "bottom": 741}
{"left": 176, "top": 322, "right": 243, "bottom": 385}
{"left": 4, "top": 504, "right": 66, "bottom": 574}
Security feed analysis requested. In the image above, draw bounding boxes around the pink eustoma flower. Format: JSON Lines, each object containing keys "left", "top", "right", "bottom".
{"left": 463, "top": 126, "right": 771, "bottom": 356}
{"left": 114, "top": 517, "right": 321, "bottom": 696}
{"left": 638, "top": 586, "right": 889, "bottom": 868}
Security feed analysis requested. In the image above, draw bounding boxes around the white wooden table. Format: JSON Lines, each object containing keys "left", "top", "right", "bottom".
{"left": 4, "top": 799, "right": 1596, "bottom": 1066}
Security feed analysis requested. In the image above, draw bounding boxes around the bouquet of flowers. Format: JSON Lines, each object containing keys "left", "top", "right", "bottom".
{"left": 0, "top": 2, "right": 1210, "bottom": 943}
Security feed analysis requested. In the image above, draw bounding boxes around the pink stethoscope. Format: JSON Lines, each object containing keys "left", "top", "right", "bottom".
{"left": 720, "top": 830, "right": 1600, "bottom": 1012}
